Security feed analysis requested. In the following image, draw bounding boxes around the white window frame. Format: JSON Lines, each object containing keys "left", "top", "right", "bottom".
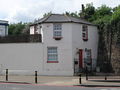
{"left": 47, "top": 47, "right": 58, "bottom": 62}
{"left": 53, "top": 24, "right": 62, "bottom": 37}
{"left": 82, "top": 25, "right": 88, "bottom": 41}
{"left": 84, "top": 49, "right": 92, "bottom": 65}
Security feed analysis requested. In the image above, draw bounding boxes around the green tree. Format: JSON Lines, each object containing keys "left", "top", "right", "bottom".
{"left": 8, "top": 22, "right": 26, "bottom": 35}
{"left": 43, "top": 11, "right": 52, "bottom": 17}
{"left": 8, "top": 24, "right": 16, "bottom": 35}
{"left": 111, "top": 5, "right": 120, "bottom": 35}
{"left": 79, "top": 3, "right": 95, "bottom": 21}
{"left": 64, "top": 11, "right": 80, "bottom": 18}
{"left": 92, "top": 5, "right": 112, "bottom": 23}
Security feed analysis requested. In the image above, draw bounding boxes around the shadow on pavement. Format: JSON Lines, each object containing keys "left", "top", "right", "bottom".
{"left": 0, "top": 81, "right": 31, "bottom": 84}
{"left": 88, "top": 80, "right": 120, "bottom": 83}
{"left": 74, "top": 85, "right": 120, "bottom": 87}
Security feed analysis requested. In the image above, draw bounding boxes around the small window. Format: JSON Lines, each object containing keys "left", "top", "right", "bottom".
{"left": 82, "top": 25, "right": 88, "bottom": 41}
{"left": 47, "top": 47, "right": 58, "bottom": 63}
{"left": 85, "top": 49, "right": 92, "bottom": 65}
{"left": 34, "top": 25, "right": 38, "bottom": 34}
{"left": 53, "top": 24, "right": 62, "bottom": 40}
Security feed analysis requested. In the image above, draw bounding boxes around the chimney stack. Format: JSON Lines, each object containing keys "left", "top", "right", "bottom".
{"left": 82, "top": 4, "right": 85, "bottom": 12}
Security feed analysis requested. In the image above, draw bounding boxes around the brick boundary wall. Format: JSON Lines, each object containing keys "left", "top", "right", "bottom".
{"left": 0, "top": 34, "right": 41, "bottom": 43}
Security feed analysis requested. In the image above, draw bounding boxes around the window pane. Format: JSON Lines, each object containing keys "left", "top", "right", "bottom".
{"left": 53, "top": 24, "right": 62, "bottom": 30}
{"left": 54, "top": 31, "right": 62, "bottom": 37}
{"left": 48, "top": 55, "right": 58, "bottom": 61}
{"left": 47, "top": 47, "right": 58, "bottom": 61}
{"left": 53, "top": 24, "right": 62, "bottom": 37}
{"left": 82, "top": 33, "right": 86, "bottom": 38}
{"left": 82, "top": 25, "right": 88, "bottom": 40}
{"left": 85, "top": 50, "right": 91, "bottom": 59}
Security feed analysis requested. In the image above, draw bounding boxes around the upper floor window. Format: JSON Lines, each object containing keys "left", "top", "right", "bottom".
{"left": 53, "top": 24, "right": 62, "bottom": 30}
{"left": 53, "top": 24, "right": 62, "bottom": 40}
{"left": 82, "top": 25, "right": 88, "bottom": 41}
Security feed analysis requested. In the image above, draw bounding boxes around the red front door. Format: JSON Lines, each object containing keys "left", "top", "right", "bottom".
{"left": 79, "top": 49, "right": 83, "bottom": 68}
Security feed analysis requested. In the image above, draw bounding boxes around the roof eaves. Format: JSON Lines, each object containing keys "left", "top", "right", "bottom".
{"left": 31, "top": 21, "right": 97, "bottom": 26}
{"left": 39, "top": 21, "right": 74, "bottom": 24}
{"left": 30, "top": 22, "right": 38, "bottom": 26}
{"left": 70, "top": 21, "right": 97, "bottom": 26}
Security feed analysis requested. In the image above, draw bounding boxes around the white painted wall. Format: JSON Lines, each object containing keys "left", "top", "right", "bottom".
{"left": 29, "top": 22, "right": 98, "bottom": 75}
{"left": 0, "top": 42, "right": 74, "bottom": 76}
{"left": 0, "top": 23, "right": 75, "bottom": 76}
{"left": 0, "top": 22, "right": 98, "bottom": 76}
{"left": 41, "top": 23, "right": 74, "bottom": 75}
{"left": 30, "top": 26, "right": 34, "bottom": 34}
{"left": 72, "top": 23, "right": 98, "bottom": 71}
{"left": 0, "top": 23, "right": 74, "bottom": 76}
{"left": 0, "top": 43, "right": 43, "bottom": 75}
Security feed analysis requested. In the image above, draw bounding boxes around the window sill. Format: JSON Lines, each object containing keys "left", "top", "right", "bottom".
{"left": 47, "top": 61, "right": 59, "bottom": 63}
{"left": 53, "top": 37, "right": 62, "bottom": 40}
{"left": 83, "top": 39, "right": 88, "bottom": 41}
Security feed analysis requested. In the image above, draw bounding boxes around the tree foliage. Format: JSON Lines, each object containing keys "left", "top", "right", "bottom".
{"left": 8, "top": 22, "right": 30, "bottom": 35}
{"left": 80, "top": 3, "right": 95, "bottom": 21}
{"left": 111, "top": 6, "right": 120, "bottom": 43}
{"left": 43, "top": 11, "right": 52, "bottom": 17}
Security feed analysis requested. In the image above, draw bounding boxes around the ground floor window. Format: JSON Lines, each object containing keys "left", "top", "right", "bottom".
{"left": 47, "top": 47, "right": 58, "bottom": 63}
{"left": 84, "top": 49, "right": 92, "bottom": 71}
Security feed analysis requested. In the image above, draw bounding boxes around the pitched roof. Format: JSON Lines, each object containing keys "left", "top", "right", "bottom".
{"left": 31, "top": 14, "right": 95, "bottom": 26}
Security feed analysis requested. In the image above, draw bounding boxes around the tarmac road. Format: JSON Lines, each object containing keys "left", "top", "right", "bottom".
{"left": 0, "top": 83, "right": 120, "bottom": 90}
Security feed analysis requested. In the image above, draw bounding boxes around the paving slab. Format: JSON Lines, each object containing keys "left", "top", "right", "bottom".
{"left": 0, "top": 75, "right": 120, "bottom": 87}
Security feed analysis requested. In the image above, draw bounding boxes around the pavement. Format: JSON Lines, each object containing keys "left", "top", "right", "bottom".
{"left": 0, "top": 84, "right": 115, "bottom": 90}
{"left": 0, "top": 75, "right": 120, "bottom": 87}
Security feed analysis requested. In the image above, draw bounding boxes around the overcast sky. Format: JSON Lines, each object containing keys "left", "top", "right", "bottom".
{"left": 0, "top": 0, "right": 120, "bottom": 23}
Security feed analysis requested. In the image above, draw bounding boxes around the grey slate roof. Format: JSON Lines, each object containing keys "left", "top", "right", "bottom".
{"left": 32, "top": 14, "right": 95, "bottom": 26}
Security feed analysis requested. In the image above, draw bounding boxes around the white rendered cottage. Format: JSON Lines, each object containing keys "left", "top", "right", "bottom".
{"left": 30, "top": 14, "right": 98, "bottom": 75}
{"left": 0, "top": 14, "right": 98, "bottom": 76}
{"left": 0, "top": 20, "right": 8, "bottom": 36}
